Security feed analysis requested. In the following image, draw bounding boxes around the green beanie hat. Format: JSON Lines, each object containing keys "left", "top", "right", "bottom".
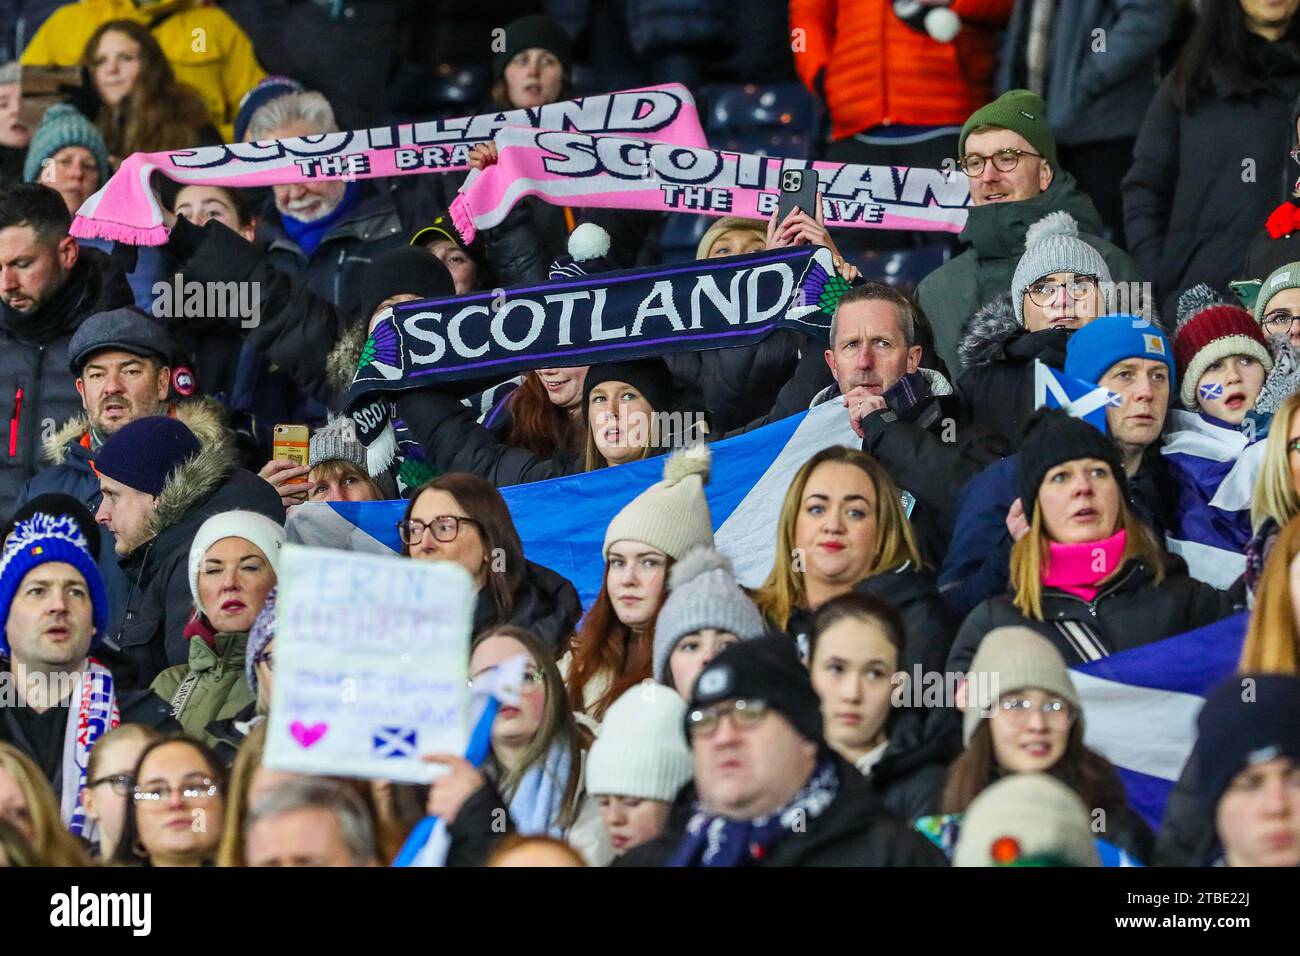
{"left": 959, "top": 89, "right": 1057, "bottom": 169}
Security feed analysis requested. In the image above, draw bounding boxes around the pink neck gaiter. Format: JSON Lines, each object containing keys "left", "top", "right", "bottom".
{"left": 1042, "top": 529, "right": 1128, "bottom": 602}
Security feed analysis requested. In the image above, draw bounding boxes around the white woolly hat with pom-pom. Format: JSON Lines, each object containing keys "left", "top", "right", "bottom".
{"left": 603, "top": 442, "right": 714, "bottom": 562}
{"left": 548, "top": 222, "right": 615, "bottom": 279}
{"left": 1011, "top": 211, "right": 1114, "bottom": 326}
{"left": 652, "top": 545, "right": 766, "bottom": 685}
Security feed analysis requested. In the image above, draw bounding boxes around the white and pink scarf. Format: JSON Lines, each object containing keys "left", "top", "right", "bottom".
{"left": 62, "top": 658, "right": 120, "bottom": 840}
{"left": 69, "top": 85, "right": 708, "bottom": 246}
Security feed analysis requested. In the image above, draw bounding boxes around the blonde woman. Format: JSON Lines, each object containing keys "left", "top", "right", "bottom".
{"left": 948, "top": 411, "right": 1235, "bottom": 674}
{"left": 1241, "top": 515, "right": 1300, "bottom": 674}
{"left": 1246, "top": 392, "right": 1300, "bottom": 598}
{"left": 752, "top": 445, "right": 955, "bottom": 676}
{"left": 0, "top": 743, "right": 88, "bottom": 866}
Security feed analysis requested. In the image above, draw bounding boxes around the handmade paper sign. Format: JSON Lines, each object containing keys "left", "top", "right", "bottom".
{"left": 264, "top": 544, "right": 475, "bottom": 782}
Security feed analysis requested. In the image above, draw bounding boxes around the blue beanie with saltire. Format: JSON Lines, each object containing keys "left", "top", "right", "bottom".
{"left": 1064, "top": 314, "right": 1175, "bottom": 388}
{"left": 0, "top": 512, "right": 109, "bottom": 655}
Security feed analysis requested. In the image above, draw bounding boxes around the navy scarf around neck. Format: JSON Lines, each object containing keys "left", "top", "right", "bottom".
{"left": 281, "top": 180, "right": 361, "bottom": 256}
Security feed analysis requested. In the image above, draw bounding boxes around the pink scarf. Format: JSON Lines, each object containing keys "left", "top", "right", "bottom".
{"left": 1042, "top": 529, "right": 1128, "bottom": 602}
{"left": 449, "top": 126, "right": 970, "bottom": 244}
{"left": 69, "top": 85, "right": 708, "bottom": 246}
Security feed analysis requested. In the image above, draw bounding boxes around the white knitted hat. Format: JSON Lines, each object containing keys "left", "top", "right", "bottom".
{"left": 954, "top": 773, "right": 1100, "bottom": 867}
{"left": 585, "top": 682, "right": 694, "bottom": 802}
{"left": 187, "top": 510, "right": 286, "bottom": 617}
{"left": 603, "top": 443, "right": 714, "bottom": 560}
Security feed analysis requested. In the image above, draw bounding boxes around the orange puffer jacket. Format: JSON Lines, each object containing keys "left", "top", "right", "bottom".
{"left": 791, "top": 0, "right": 1013, "bottom": 141}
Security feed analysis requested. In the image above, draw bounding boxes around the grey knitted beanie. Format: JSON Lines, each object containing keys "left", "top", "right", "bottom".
{"left": 1011, "top": 212, "right": 1113, "bottom": 326}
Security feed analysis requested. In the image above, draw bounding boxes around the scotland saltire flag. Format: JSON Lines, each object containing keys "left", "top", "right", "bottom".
{"left": 1161, "top": 409, "right": 1265, "bottom": 590}
{"left": 1072, "top": 612, "right": 1247, "bottom": 832}
{"left": 1033, "top": 359, "right": 1119, "bottom": 433}
{"left": 373, "top": 727, "right": 418, "bottom": 759}
{"left": 392, "top": 655, "right": 528, "bottom": 868}
{"left": 285, "top": 400, "right": 863, "bottom": 606}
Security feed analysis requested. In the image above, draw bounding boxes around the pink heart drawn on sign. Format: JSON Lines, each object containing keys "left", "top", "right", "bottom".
{"left": 290, "top": 721, "right": 328, "bottom": 748}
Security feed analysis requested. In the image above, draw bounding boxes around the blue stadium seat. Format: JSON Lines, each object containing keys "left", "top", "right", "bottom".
{"left": 701, "top": 82, "right": 823, "bottom": 159}
{"left": 426, "top": 63, "right": 492, "bottom": 116}
{"left": 658, "top": 213, "right": 713, "bottom": 264}
{"left": 849, "top": 247, "right": 952, "bottom": 292}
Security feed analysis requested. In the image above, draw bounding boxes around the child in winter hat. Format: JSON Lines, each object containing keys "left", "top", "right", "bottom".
{"left": 953, "top": 773, "right": 1100, "bottom": 867}
{"left": 653, "top": 546, "right": 765, "bottom": 694}
{"left": 603, "top": 443, "right": 714, "bottom": 562}
{"left": 586, "top": 682, "right": 694, "bottom": 855}
{"left": 1011, "top": 211, "right": 1114, "bottom": 328}
{"left": 1173, "top": 283, "right": 1273, "bottom": 419}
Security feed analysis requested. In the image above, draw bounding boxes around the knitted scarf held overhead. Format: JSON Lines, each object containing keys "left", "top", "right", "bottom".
{"left": 67, "top": 85, "right": 708, "bottom": 246}
{"left": 62, "top": 659, "right": 121, "bottom": 840}
{"left": 449, "top": 126, "right": 970, "bottom": 244}
{"left": 343, "top": 245, "right": 851, "bottom": 476}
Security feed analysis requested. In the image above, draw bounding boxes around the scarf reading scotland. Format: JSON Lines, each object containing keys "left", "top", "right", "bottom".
{"left": 344, "top": 245, "right": 847, "bottom": 474}
{"left": 68, "top": 85, "right": 707, "bottom": 245}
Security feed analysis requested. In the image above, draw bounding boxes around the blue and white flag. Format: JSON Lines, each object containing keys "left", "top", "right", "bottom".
{"left": 286, "top": 400, "right": 863, "bottom": 607}
{"left": 1072, "top": 612, "right": 1247, "bottom": 831}
{"left": 392, "top": 654, "right": 528, "bottom": 868}
{"left": 1161, "top": 409, "right": 1265, "bottom": 589}
{"left": 1033, "top": 360, "right": 1119, "bottom": 433}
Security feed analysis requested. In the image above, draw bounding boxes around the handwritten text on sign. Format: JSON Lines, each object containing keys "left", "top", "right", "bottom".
{"left": 264, "top": 545, "right": 475, "bottom": 783}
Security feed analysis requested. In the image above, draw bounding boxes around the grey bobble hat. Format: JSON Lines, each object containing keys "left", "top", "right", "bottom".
{"left": 653, "top": 547, "right": 766, "bottom": 685}
{"left": 309, "top": 417, "right": 397, "bottom": 498}
{"left": 1011, "top": 212, "right": 1113, "bottom": 326}
{"left": 962, "top": 626, "right": 1081, "bottom": 746}
{"left": 586, "top": 682, "right": 694, "bottom": 802}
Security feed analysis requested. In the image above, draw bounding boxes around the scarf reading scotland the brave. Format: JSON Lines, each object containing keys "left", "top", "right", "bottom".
{"left": 343, "top": 245, "right": 850, "bottom": 475}
{"left": 68, "top": 85, "right": 708, "bottom": 245}
{"left": 448, "top": 126, "right": 971, "bottom": 244}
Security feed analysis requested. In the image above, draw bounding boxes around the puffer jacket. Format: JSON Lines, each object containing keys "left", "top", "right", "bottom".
{"left": 916, "top": 172, "right": 1139, "bottom": 374}
{"left": 1123, "top": 34, "right": 1300, "bottom": 320}
{"left": 615, "top": 753, "right": 950, "bottom": 866}
{"left": 952, "top": 293, "right": 1071, "bottom": 448}
{"left": 947, "top": 556, "right": 1241, "bottom": 674}
{"left": 470, "top": 559, "right": 583, "bottom": 654}
{"left": 103, "top": 401, "right": 283, "bottom": 688}
{"left": 791, "top": 0, "right": 1013, "bottom": 142}
{"left": 15, "top": 397, "right": 228, "bottom": 626}
{"left": 151, "top": 630, "right": 255, "bottom": 751}
{"left": 1, "top": 247, "right": 133, "bottom": 520}
{"left": 19, "top": 0, "right": 266, "bottom": 140}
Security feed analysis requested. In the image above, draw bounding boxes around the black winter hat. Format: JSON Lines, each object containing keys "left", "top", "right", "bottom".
{"left": 582, "top": 359, "right": 675, "bottom": 418}
{"left": 493, "top": 14, "right": 573, "bottom": 80}
{"left": 687, "top": 635, "right": 824, "bottom": 746}
{"left": 358, "top": 246, "right": 456, "bottom": 322}
{"left": 1018, "top": 408, "right": 1128, "bottom": 524}
{"left": 1195, "top": 673, "right": 1300, "bottom": 812}
{"left": 95, "top": 416, "right": 200, "bottom": 497}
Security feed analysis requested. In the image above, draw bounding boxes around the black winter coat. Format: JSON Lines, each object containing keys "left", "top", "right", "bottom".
{"left": 666, "top": 330, "right": 803, "bottom": 435}
{"left": 102, "top": 402, "right": 284, "bottom": 688}
{"left": 615, "top": 754, "right": 949, "bottom": 867}
{"left": 947, "top": 557, "right": 1240, "bottom": 674}
{"left": 1240, "top": 196, "right": 1300, "bottom": 282}
{"left": 1122, "top": 34, "right": 1300, "bottom": 318}
{"left": 953, "top": 294, "right": 1071, "bottom": 449}
{"left": 470, "top": 559, "right": 582, "bottom": 654}
{"left": 1, "top": 248, "right": 133, "bottom": 519}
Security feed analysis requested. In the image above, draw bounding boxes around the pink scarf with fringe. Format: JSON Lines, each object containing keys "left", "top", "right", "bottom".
{"left": 69, "top": 84, "right": 708, "bottom": 246}
{"left": 448, "top": 126, "right": 971, "bottom": 244}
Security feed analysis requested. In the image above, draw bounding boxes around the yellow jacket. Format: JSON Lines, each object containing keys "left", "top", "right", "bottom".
{"left": 21, "top": 0, "right": 265, "bottom": 141}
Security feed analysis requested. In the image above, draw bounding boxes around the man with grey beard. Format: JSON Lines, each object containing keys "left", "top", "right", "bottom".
{"left": 240, "top": 89, "right": 428, "bottom": 315}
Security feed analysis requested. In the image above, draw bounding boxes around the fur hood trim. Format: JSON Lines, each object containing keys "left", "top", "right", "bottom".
{"left": 147, "top": 398, "right": 237, "bottom": 537}
{"left": 43, "top": 396, "right": 229, "bottom": 467}
{"left": 956, "top": 293, "right": 1021, "bottom": 372}
{"left": 326, "top": 323, "right": 367, "bottom": 397}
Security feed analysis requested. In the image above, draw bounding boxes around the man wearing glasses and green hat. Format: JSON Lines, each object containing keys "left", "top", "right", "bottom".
{"left": 917, "top": 89, "right": 1141, "bottom": 375}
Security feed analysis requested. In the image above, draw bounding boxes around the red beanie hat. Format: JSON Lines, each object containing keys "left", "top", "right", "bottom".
{"left": 1173, "top": 285, "right": 1272, "bottom": 409}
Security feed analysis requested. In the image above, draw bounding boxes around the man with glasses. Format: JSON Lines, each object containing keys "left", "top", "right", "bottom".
{"left": 1255, "top": 261, "right": 1300, "bottom": 351}
{"left": 617, "top": 636, "right": 946, "bottom": 867}
{"left": 916, "top": 89, "right": 1140, "bottom": 374}
{"left": 0, "top": 509, "right": 171, "bottom": 842}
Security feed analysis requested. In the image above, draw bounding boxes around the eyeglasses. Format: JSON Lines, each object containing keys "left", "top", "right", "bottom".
{"left": 397, "top": 515, "right": 481, "bottom": 545}
{"left": 132, "top": 776, "right": 220, "bottom": 807}
{"left": 998, "top": 696, "right": 1073, "bottom": 727}
{"left": 1288, "top": 438, "right": 1300, "bottom": 455}
{"left": 467, "top": 665, "right": 545, "bottom": 693}
{"left": 253, "top": 649, "right": 273, "bottom": 671}
{"left": 1026, "top": 275, "right": 1098, "bottom": 306}
{"left": 687, "top": 698, "right": 770, "bottom": 739}
{"left": 89, "top": 773, "right": 134, "bottom": 796}
{"left": 1262, "top": 309, "right": 1300, "bottom": 333}
{"left": 956, "top": 148, "right": 1044, "bottom": 177}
